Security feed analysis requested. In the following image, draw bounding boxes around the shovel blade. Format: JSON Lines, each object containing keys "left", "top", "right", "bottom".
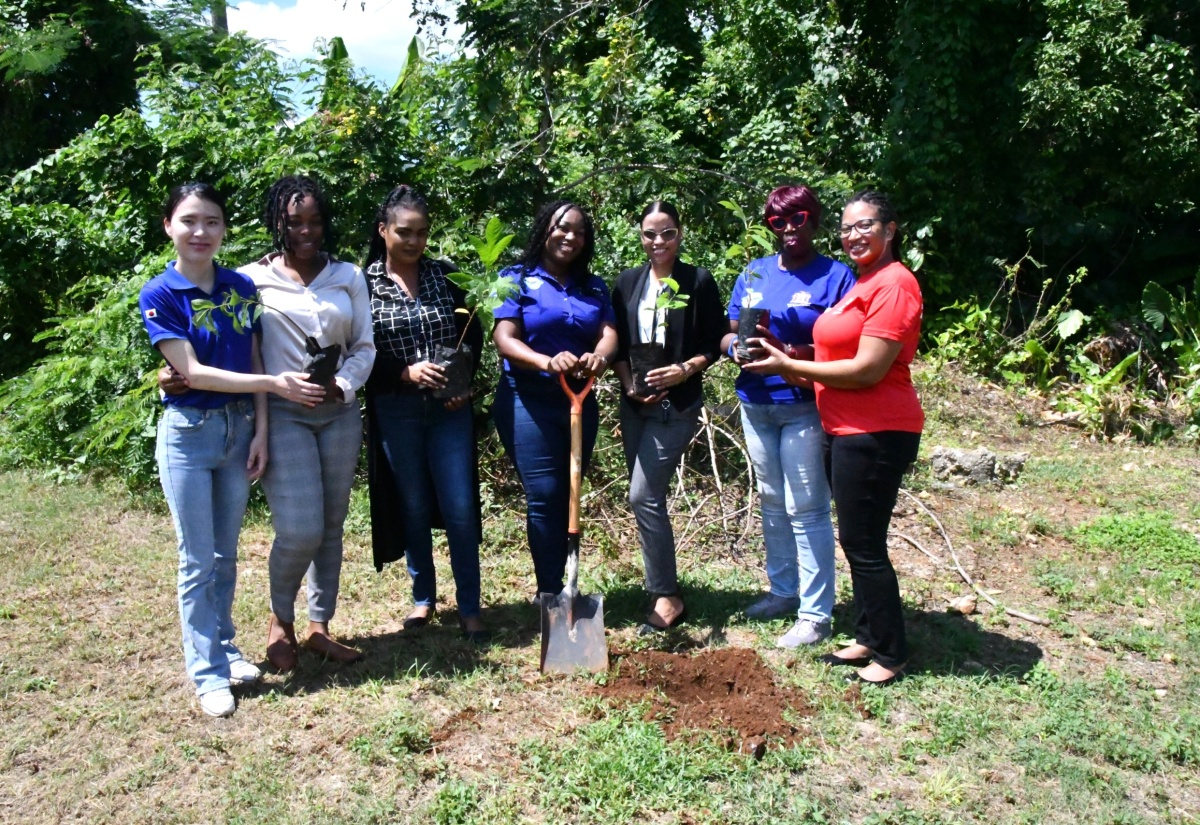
{"left": 539, "top": 592, "right": 608, "bottom": 674}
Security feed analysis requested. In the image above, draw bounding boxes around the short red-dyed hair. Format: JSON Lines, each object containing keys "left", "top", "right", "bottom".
{"left": 763, "top": 185, "right": 822, "bottom": 225}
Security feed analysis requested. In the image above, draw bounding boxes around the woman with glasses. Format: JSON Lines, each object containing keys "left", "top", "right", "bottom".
{"left": 610, "top": 202, "right": 726, "bottom": 632}
{"left": 745, "top": 190, "right": 923, "bottom": 685}
{"left": 492, "top": 200, "right": 618, "bottom": 599}
{"left": 719, "top": 185, "right": 855, "bottom": 648}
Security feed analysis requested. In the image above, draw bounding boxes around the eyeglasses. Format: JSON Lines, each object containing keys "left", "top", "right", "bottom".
{"left": 641, "top": 228, "right": 679, "bottom": 242}
{"left": 838, "top": 218, "right": 882, "bottom": 237}
{"left": 766, "top": 211, "right": 810, "bottom": 232}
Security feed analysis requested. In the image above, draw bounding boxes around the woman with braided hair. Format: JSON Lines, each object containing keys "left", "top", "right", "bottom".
{"left": 492, "top": 200, "right": 618, "bottom": 599}
{"left": 243, "top": 175, "right": 376, "bottom": 670}
{"left": 362, "top": 185, "right": 487, "bottom": 642}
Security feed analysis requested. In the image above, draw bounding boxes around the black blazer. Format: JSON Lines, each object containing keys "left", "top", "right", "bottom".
{"left": 612, "top": 260, "right": 726, "bottom": 410}
{"left": 364, "top": 260, "right": 485, "bottom": 572}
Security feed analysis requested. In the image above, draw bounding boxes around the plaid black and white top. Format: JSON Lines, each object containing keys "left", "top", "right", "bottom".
{"left": 367, "top": 258, "right": 460, "bottom": 366}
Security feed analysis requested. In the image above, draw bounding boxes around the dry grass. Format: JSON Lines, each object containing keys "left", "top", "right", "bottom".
{"left": 2, "top": 364, "right": 1200, "bottom": 823}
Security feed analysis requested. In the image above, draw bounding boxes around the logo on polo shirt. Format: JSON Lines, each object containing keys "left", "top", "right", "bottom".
{"left": 144, "top": 308, "right": 158, "bottom": 319}
{"left": 788, "top": 291, "right": 812, "bottom": 307}
{"left": 525, "top": 276, "right": 544, "bottom": 290}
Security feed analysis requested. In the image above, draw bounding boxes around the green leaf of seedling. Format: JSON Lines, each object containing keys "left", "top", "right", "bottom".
{"left": 719, "top": 200, "right": 747, "bottom": 222}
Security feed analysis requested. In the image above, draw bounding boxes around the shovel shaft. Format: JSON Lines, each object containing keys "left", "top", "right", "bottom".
{"left": 558, "top": 374, "right": 594, "bottom": 535}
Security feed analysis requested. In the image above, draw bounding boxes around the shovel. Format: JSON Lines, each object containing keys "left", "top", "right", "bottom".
{"left": 539, "top": 373, "right": 609, "bottom": 674}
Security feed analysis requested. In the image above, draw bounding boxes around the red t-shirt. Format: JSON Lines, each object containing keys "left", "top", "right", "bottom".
{"left": 812, "top": 261, "right": 924, "bottom": 435}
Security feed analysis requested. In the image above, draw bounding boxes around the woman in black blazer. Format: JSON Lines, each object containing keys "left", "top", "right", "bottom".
{"left": 611, "top": 201, "right": 727, "bottom": 632}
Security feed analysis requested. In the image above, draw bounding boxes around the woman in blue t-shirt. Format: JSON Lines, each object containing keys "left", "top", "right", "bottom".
{"left": 492, "top": 200, "right": 618, "bottom": 597}
{"left": 139, "top": 183, "right": 323, "bottom": 717}
{"left": 718, "top": 185, "right": 856, "bottom": 648}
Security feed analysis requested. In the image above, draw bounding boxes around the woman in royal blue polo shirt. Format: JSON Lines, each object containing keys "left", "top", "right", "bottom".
{"left": 718, "top": 184, "right": 856, "bottom": 648}
{"left": 139, "top": 183, "right": 324, "bottom": 717}
{"left": 492, "top": 200, "right": 618, "bottom": 598}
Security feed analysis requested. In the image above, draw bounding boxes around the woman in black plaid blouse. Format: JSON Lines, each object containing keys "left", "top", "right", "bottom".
{"left": 362, "top": 185, "right": 487, "bottom": 643}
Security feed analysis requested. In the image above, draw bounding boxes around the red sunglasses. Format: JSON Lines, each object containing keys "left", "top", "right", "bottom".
{"left": 767, "top": 211, "right": 810, "bottom": 232}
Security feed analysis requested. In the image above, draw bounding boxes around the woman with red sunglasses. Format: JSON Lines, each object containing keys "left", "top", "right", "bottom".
{"left": 719, "top": 185, "right": 856, "bottom": 648}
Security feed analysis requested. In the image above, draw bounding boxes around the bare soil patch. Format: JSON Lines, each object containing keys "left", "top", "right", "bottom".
{"left": 595, "top": 647, "right": 813, "bottom": 754}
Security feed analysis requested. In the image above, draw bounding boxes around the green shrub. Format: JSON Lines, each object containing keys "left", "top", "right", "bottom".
{"left": 1073, "top": 512, "right": 1200, "bottom": 572}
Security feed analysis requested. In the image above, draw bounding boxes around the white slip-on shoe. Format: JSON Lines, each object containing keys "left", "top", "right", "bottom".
{"left": 199, "top": 688, "right": 236, "bottom": 718}
{"left": 228, "top": 659, "right": 261, "bottom": 686}
{"left": 776, "top": 619, "right": 832, "bottom": 649}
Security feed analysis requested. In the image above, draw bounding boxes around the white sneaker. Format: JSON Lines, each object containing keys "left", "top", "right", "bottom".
{"left": 776, "top": 619, "right": 832, "bottom": 649}
{"left": 199, "top": 688, "right": 236, "bottom": 717}
{"left": 228, "top": 659, "right": 261, "bottom": 686}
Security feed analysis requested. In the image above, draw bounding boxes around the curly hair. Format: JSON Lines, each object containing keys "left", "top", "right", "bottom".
{"left": 365, "top": 184, "right": 429, "bottom": 268}
{"left": 518, "top": 199, "right": 595, "bottom": 281}
{"left": 845, "top": 188, "right": 903, "bottom": 262}
{"left": 263, "top": 175, "right": 334, "bottom": 254}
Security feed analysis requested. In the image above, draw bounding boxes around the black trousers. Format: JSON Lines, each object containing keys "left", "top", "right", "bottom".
{"left": 824, "top": 430, "right": 921, "bottom": 668}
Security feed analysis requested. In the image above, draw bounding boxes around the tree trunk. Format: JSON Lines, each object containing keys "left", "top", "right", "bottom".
{"left": 210, "top": 0, "right": 228, "bottom": 35}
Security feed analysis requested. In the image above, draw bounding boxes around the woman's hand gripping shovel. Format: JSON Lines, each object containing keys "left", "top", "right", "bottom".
{"left": 540, "top": 373, "right": 609, "bottom": 674}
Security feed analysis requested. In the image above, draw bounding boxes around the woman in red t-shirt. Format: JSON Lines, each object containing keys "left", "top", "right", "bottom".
{"left": 745, "top": 190, "right": 922, "bottom": 686}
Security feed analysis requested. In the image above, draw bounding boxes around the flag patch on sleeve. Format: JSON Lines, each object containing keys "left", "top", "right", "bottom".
{"left": 144, "top": 308, "right": 158, "bottom": 319}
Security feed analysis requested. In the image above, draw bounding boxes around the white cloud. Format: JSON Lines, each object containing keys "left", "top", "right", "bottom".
{"left": 228, "top": 0, "right": 421, "bottom": 88}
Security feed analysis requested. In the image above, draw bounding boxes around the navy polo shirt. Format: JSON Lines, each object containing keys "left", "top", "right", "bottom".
{"left": 494, "top": 265, "right": 616, "bottom": 377}
{"left": 139, "top": 261, "right": 261, "bottom": 409}
{"left": 728, "top": 253, "right": 857, "bottom": 405}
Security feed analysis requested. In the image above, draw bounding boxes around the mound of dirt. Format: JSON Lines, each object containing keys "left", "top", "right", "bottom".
{"left": 595, "top": 647, "right": 812, "bottom": 754}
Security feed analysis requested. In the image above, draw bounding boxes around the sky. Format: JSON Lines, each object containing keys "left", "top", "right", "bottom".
{"left": 226, "top": 0, "right": 427, "bottom": 89}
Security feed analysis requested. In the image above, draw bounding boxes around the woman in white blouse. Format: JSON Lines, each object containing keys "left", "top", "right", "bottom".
{"left": 243, "top": 176, "right": 375, "bottom": 671}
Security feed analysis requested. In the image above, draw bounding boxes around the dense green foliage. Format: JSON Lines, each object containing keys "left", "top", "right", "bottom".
{"left": 1, "top": 0, "right": 1198, "bottom": 487}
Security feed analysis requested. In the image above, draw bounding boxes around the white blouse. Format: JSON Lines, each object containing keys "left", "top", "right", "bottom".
{"left": 636, "top": 274, "right": 669, "bottom": 346}
{"left": 240, "top": 254, "right": 376, "bottom": 404}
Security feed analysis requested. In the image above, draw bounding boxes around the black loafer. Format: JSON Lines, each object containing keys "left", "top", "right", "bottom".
{"left": 818, "top": 652, "right": 872, "bottom": 668}
{"left": 402, "top": 614, "right": 431, "bottom": 631}
{"left": 637, "top": 606, "right": 687, "bottom": 636}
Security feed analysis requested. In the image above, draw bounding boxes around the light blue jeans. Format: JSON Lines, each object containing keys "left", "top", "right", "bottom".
{"left": 740, "top": 400, "right": 836, "bottom": 623}
{"left": 155, "top": 399, "right": 255, "bottom": 696}
{"left": 262, "top": 398, "right": 362, "bottom": 625}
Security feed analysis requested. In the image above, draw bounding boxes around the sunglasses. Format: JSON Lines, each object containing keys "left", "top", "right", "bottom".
{"left": 641, "top": 228, "right": 679, "bottom": 242}
{"left": 766, "top": 211, "right": 810, "bottom": 232}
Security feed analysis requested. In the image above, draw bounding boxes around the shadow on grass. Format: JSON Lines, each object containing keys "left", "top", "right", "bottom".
{"left": 244, "top": 588, "right": 1041, "bottom": 697}
{"left": 831, "top": 602, "right": 1044, "bottom": 679}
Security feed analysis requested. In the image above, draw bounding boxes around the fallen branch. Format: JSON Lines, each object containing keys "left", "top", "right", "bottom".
{"left": 898, "top": 489, "right": 1050, "bottom": 626}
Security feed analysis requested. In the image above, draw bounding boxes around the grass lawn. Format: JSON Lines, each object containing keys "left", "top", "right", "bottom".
{"left": 1, "top": 367, "right": 1199, "bottom": 824}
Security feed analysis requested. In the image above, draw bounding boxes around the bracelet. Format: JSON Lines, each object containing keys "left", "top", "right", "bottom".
{"left": 727, "top": 339, "right": 736, "bottom": 358}
{"left": 678, "top": 362, "right": 692, "bottom": 377}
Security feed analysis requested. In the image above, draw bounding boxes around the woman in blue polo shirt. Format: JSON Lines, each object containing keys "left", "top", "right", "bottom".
{"left": 492, "top": 200, "right": 618, "bottom": 597}
{"left": 719, "top": 184, "right": 856, "bottom": 648}
{"left": 140, "top": 183, "right": 324, "bottom": 717}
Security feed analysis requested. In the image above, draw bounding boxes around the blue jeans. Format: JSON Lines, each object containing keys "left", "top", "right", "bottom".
{"left": 155, "top": 400, "right": 255, "bottom": 696}
{"left": 740, "top": 400, "right": 836, "bottom": 623}
{"left": 493, "top": 373, "right": 599, "bottom": 594}
{"left": 262, "top": 398, "right": 362, "bottom": 625}
{"left": 372, "top": 391, "right": 481, "bottom": 617}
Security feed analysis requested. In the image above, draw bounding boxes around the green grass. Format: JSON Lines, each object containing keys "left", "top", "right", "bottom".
{"left": 3, "top": 368, "right": 1200, "bottom": 823}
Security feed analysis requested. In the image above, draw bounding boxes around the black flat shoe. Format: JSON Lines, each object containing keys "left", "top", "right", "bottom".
{"left": 637, "top": 606, "right": 687, "bottom": 636}
{"left": 403, "top": 613, "right": 431, "bottom": 631}
{"left": 818, "top": 652, "right": 872, "bottom": 668}
{"left": 845, "top": 668, "right": 906, "bottom": 687}
{"left": 459, "top": 618, "right": 491, "bottom": 645}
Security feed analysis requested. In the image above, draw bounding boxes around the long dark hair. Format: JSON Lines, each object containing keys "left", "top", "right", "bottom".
{"left": 640, "top": 200, "right": 681, "bottom": 229}
{"left": 845, "top": 188, "right": 903, "bottom": 262}
{"left": 163, "top": 182, "right": 226, "bottom": 222}
{"left": 263, "top": 175, "right": 334, "bottom": 253}
{"left": 365, "top": 184, "right": 429, "bottom": 268}
{"left": 519, "top": 199, "right": 595, "bottom": 281}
